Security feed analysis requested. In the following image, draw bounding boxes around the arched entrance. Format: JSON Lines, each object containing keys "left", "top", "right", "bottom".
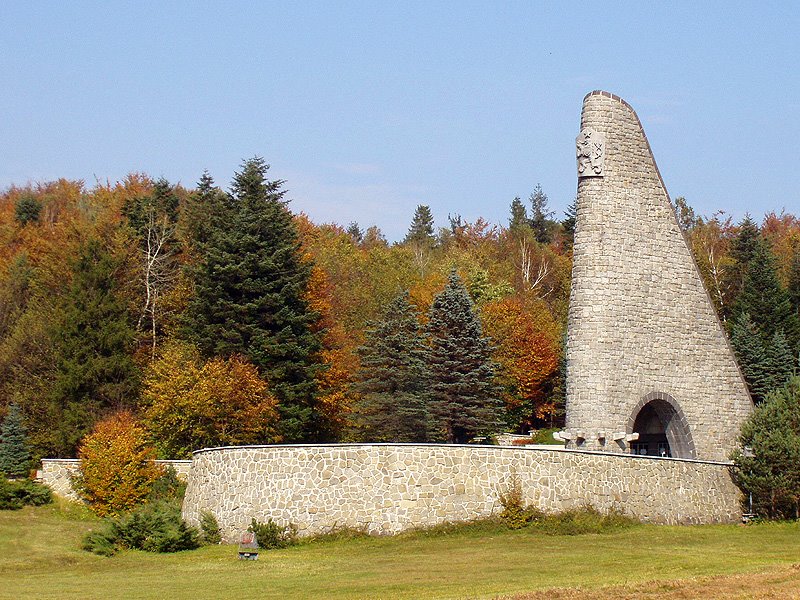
{"left": 628, "top": 392, "right": 695, "bottom": 459}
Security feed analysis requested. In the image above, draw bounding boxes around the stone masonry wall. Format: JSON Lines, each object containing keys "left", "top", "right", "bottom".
{"left": 565, "top": 91, "right": 752, "bottom": 461}
{"left": 39, "top": 458, "right": 193, "bottom": 501}
{"left": 182, "top": 444, "right": 741, "bottom": 542}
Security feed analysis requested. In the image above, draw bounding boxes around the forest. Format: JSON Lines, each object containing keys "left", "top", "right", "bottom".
{"left": 0, "top": 158, "right": 798, "bottom": 461}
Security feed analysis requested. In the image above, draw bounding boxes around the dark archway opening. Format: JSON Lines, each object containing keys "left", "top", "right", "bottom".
{"left": 629, "top": 396, "right": 694, "bottom": 459}
{"left": 630, "top": 403, "right": 671, "bottom": 457}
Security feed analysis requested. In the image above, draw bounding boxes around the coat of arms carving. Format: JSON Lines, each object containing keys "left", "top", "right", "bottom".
{"left": 576, "top": 128, "right": 605, "bottom": 177}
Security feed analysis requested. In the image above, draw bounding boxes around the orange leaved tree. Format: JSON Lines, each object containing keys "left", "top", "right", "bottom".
{"left": 76, "top": 411, "right": 163, "bottom": 516}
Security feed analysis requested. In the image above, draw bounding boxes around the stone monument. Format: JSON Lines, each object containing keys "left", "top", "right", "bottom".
{"left": 559, "top": 91, "right": 752, "bottom": 462}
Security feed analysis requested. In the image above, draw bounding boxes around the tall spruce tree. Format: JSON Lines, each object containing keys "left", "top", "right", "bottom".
{"left": 426, "top": 271, "right": 502, "bottom": 443}
{"left": 733, "top": 242, "right": 800, "bottom": 350}
{"left": 0, "top": 403, "right": 31, "bottom": 478}
{"left": 184, "top": 157, "right": 322, "bottom": 442}
{"left": 404, "top": 205, "right": 436, "bottom": 246}
{"left": 49, "top": 239, "right": 140, "bottom": 455}
{"left": 765, "top": 330, "right": 796, "bottom": 392}
{"left": 508, "top": 197, "right": 529, "bottom": 231}
{"left": 788, "top": 247, "right": 800, "bottom": 315}
{"left": 528, "top": 184, "right": 554, "bottom": 244}
{"left": 729, "top": 215, "right": 761, "bottom": 302}
{"left": 354, "top": 292, "right": 429, "bottom": 442}
{"left": 561, "top": 198, "right": 577, "bottom": 252}
{"left": 730, "top": 311, "right": 771, "bottom": 403}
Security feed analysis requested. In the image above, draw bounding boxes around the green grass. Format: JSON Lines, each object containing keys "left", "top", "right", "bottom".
{"left": 3, "top": 501, "right": 800, "bottom": 599}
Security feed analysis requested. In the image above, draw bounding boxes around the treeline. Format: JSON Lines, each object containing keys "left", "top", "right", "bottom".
{"left": 0, "top": 164, "right": 798, "bottom": 460}
{"left": 677, "top": 199, "right": 800, "bottom": 401}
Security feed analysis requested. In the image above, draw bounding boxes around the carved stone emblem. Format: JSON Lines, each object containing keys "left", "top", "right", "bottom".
{"left": 576, "top": 128, "right": 605, "bottom": 177}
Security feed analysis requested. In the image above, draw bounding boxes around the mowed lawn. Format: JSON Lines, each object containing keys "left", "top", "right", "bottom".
{"left": 3, "top": 500, "right": 800, "bottom": 600}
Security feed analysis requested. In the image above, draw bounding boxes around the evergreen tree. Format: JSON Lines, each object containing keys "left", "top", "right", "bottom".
{"left": 184, "top": 157, "right": 322, "bottom": 442}
{"left": 183, "top": 171, "right": 229, "bottom": 251}
{"left": 528, "top": 184, "right": 554, "bottom": 244}
{"left": 354, "top": 292, "right": 429, "bottom": 442}
{"left": 765, "top": 330, "right": 796, "bottom": 392}
{"left": 731, "top": 215, "right": 761, "bottom": 267}
{"left": 672, "top": 196, "right": 697, "bottom": 232}
{"left": 561, "top": 198, "right": 577, "bottom": 252}
{"left": 730, "top": 312, "right": 771, "bottom": 403}
{"left": 404, "top": 205, "right": 436, "bottom": 246}
{"left": 14, "top": 195, "right": 42, "bottom": 226}
{"left": 729, "top": 215, "right": 761, "bottom": 302}
{"left": 0, "top": 404, "right": 31, "bottom": 478}
{"left": 788, "top": 247, "right": 800, "bottom": 315}
{"left": 426, "top": 271, "right": 503, "bottom": 443}
{"left": 508, "top": 197, "right": 529, "bottom": 231}
{"left": 50, "top": 239, "right": 140, "bottom": 455}
{"left": 733, "top": 242, "right": 800, "bottom": 350}
{"left": 346, "top": 222, "right": 363, "bottom": 244}
{"left": 731, "top": 377, "right": 800, "bottom": 519}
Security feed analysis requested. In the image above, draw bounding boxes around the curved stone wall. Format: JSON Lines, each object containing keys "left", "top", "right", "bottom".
{"left": 182, "top": 444, "right": 741, "bottom": 541}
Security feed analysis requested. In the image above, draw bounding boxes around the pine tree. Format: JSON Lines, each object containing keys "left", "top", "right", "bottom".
{"left": 49, "top": 239, "right": 140, "bottom": 455}
{"left": 764, "top": 330, "right": 795, "bottom": 393}
{"left": 183, "top": 171, "right": 229, "bottom": 252}
{"left": 346, "top": 222, "right": 363, "bottom": 244}
{"left": 672, "top": 196, "right": 697, "bottom": 232}
{"left": 732, "top": 377, "right": 800, "bottom": 519}
{"left": 561, "top": 198, "right": 577, "bottom": 252}
{"left": 404, "top": 205, "right": 436, "bottom": 246}
{"left": 14, "top": 195, "right": 42, "bottom": 226}
{"left": 528, "top": 184, "right": 554, "bottom": 244}
{"left": 508, "top": 197, "right": 529, "bottom": 231}
{"left": 184, "top": 157, "right": 322, "bottom": 442}
{"left": 788, "top": 247, "right": 800, "bottom": 315}
{"left": 730, "top": 312, "right": 771, "bottom": 403}
{"left": 0, "top": 404, "right": 31, "bottom": 478}
{"left": 354, "top": 292, "right": 429, "bottom": 442}
{"left": 426, "top": 271, "right": 503, "bottom": 443}
{"left": 729, "top": 215, "right": 761, "bottom": 302}
{"left": 733, "top": 242, "right": 800, "bottom": 350}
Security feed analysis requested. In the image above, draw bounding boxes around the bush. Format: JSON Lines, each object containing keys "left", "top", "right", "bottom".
{"left": 147, "top": 467, "right": 187, "bottom": 503}
{"left": 82, "top": 500, "right": 200, "bottom": 556}
{"left": 534, "top": 507, "right": 638, "bottom": 536}
{"left": 199, "top": 511, "right": 221, "bottom": 545}
{"left": 248, "top": 518, "right": 298, "bottom": 549}
{"left": 498, "top": 476, "right": 541, "bottom": 529}
{"left": 0, "top": 479, "right": 53, "bottom": 510}
{"left": 74, "top": 412, "right": 163, "bottom": 516}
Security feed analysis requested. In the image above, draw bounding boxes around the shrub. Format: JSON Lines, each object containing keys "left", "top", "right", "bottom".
{"left": 0, "top": 479, "right": 53, "bottom": 510}
{"left": 74, "top": 412, "right": 163, "bottom": 516}
{"left": 82, "top": 500, "right": 200, "bottom": 556}
{"left": 248, "top": 518, "right": 298, "bottom": 549}
{"left": 534, "top": 507, "right": 638, "bottom": 536}
{"left": 498, "top": 476, "right": 541, "bottom": 529}
{"left": 199, "top": 511, "right": 221, "bottom": 545}
{"left": 147, "top": 467, "right": 187, "bottom": 503}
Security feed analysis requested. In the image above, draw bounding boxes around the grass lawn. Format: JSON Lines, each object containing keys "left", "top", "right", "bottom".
{"left": 2, "top": 500, "right": 800, "bottom": 600}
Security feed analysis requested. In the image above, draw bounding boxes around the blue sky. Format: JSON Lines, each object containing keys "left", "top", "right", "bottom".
{"left": 1, "top": 2, "right": 798, "bottom": 240}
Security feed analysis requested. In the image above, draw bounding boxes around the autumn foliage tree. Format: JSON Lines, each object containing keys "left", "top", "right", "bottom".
{"left": 75, "top": 411, "right": 162, "bottom": 516}
{"left": 141, "top": 341, "right": 280, "bottom": 458}
{"left": 481, "top": 297, "right": 560, "bottom": 430}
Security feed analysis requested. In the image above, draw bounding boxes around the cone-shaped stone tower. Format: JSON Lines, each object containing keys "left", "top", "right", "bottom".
{"left": 562, "top": 91, "right": 752, "bottom": 462}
